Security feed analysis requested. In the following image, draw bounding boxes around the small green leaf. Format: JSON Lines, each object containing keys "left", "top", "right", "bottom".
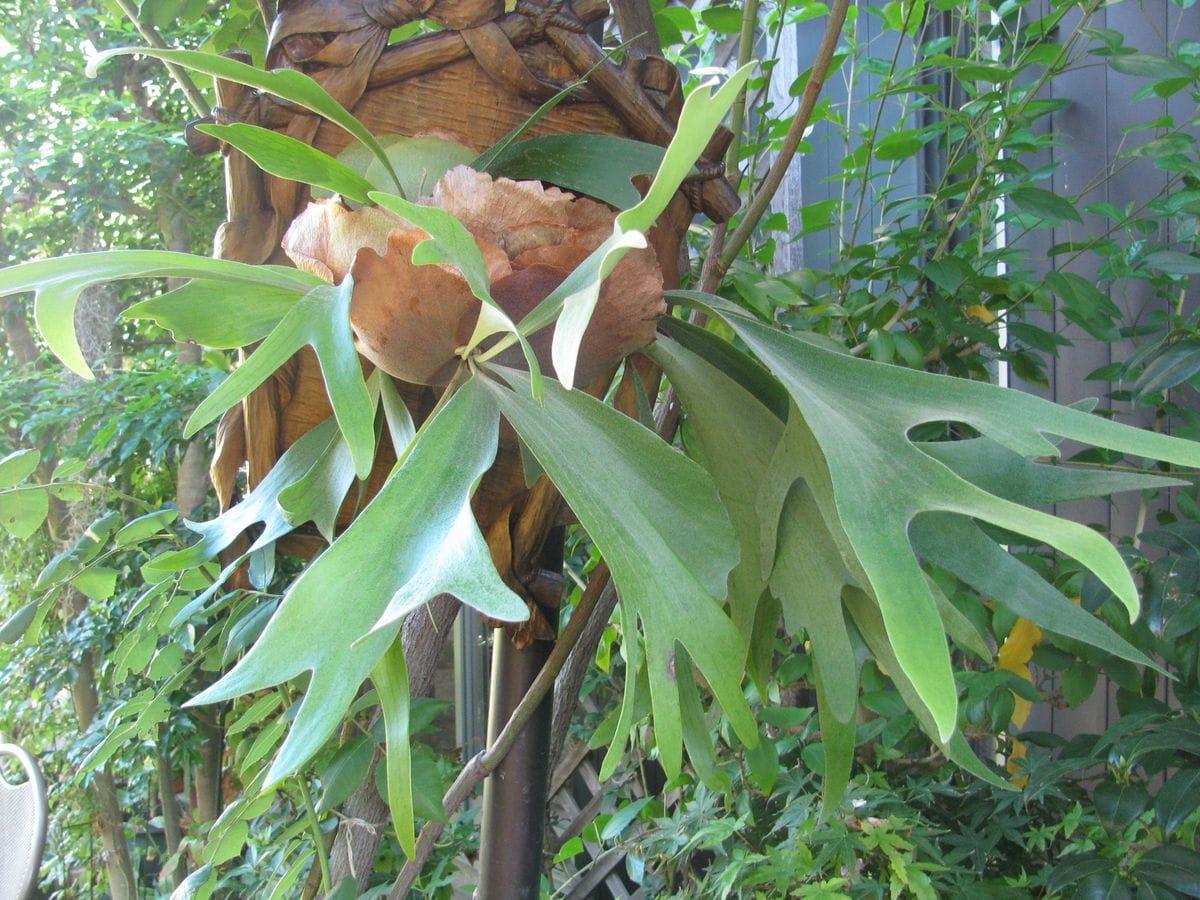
{"left": 124, "top": 280, "right": 302, "bottom": 349}
{"left": 1108, "top": 52, "right": 1194, "bottom": 80}
{"left": 1142, "top": 250, "right": 1200, "bottom": 275}
{"left": 373, "top": 640, "right": 416, "bottom": 856}
{"left": 1094, "top": 779, "right": 1150, "bottom": 831}
{"left": 1134, "top": 845, "right": 1200, "bottom": 896}
{"left": 198, "top": 123, "right": 376, "bottom": 203}
{"left": 71, "top": 567, "right": 119, "bottom": 601}
{"left": 184, "top": 279, "right": 375, "bottom": 479}
{"left": 599, "top": 797, "right": 652, "bottom": 841}
{"left": 1136, "top": 340, "right": 1200, "bottom": 396}
{"left": 1155, "top": 768, "right": 1200, "bottom": 835}
{"left": 874, "top": 130, "right": 927, "bottom": 162}
{"left": 0, "top": 600, "right": 39, "bottom": 644}
{"left": 316, "top": 734, "right": 373, "bottom": 813}
{"left": 227, "top": 693, "right": 282, "bottom": 737}
{"left": 0, "top": 449, "right": 39, "bottom": 488}
{"left": 925, "top": 257, "right": 975, "bottom": 294}
{"left": 169, "top": 864, "right": 215, "bottom": 900}
{"left": 114, "top": 509, "right": 179, "bottom": 547}
{"left": 1062, "top": 663, "right": 1099, "bottom": 707}
{"left": 0, "top": 485, "right": 48, "bottom": 539}
{"left": 1010, "top": 185, "right": 1083, "bottom": 224}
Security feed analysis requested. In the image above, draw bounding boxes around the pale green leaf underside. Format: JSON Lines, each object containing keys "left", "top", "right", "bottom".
{"left": 184, "top": 279, "right": 375, "bottom": 480}
{"left": 189, "top": 378, "right": 525, "bottom": 784}
{"left": 484, "top": 367, "right": 757, "bottom": 779}
{"left": 0, "top": 251, "right": 321, "bottom": 378}
{"left": 358, "top": 135, "right": 476, "bottom": 198}
{"left": 682, "top": 290, "right": 1200, "bottom": 742}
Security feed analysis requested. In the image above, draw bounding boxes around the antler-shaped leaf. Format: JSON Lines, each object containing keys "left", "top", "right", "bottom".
{"left": 677, "top": 290, "right": 1200, "bottom": 742}
{"left": 482, "top": 367, "right": 757, "bottom": 780}
{"left": 189, "top": 378, "right": 526, "bottom": 784}
{"left": 184, "top": 278, "right": 375, "bottom": 479}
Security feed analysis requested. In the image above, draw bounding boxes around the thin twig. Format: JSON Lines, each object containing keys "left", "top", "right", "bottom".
{"left": 388, "top": 563, "right": 611, "bottom": 897}
{"left": 715, "top": 0, "right": 852, "bottom": 278}
{"left": 110, "top": 0, "right": 211, "bottom": 117}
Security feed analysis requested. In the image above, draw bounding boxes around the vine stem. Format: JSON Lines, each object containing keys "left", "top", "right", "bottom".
{"left": 714, "top": 0, "right": 852, "bottom": 279}
{"left": 388, "top": 563, "right": 612, "bottom": 897}
{"left": 698, "top": 0, "right": 759, "bottom": 295}
{"left": 296, "top": 773, "right": 333, "bottom": 895}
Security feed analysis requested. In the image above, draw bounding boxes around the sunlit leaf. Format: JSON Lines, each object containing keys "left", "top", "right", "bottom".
{"left": 124, "top": 280, "right": 302, "bottom": 349}
{"left": 0, "top": 251, "right": 320, "bottom": 378}
{"left": 0, "top": 487, "right": 48, "bottom": 539}
{"left": 114, "top": 509, "right": 179, "bottom": 547}
{"left": 198, "top": 123, "right": 376, "bottom": 203}
{"left": 71, "top": 566, "right": 118, "bottom": 601}
{"left": 0, "top": 600, "right": 39, "bottom": 645}
{"left": 0, "top": 449, "right": 39, "bottom": 488}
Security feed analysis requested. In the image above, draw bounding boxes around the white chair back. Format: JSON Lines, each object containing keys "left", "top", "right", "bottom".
{"left": 0, "top": 743, "right": 48, "bottom": 900}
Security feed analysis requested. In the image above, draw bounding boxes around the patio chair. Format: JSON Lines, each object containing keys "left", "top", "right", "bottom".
{"left": 0, "top": 743, "right": 48, "bottom": 900}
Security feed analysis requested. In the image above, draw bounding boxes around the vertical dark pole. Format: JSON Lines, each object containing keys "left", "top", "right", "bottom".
{"left": 475, "top": 531, "right": 562, "bottom": 900}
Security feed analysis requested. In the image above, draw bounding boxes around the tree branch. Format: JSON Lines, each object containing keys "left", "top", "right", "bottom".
{"left": 714, "top": 0, "right": 851, "bottom": 280}
{"left": 110, "top": 0, "right": 211, "bottom": 117}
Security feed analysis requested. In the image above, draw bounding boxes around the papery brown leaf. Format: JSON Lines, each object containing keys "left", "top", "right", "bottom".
{"left": 349, "top": 228, "right": 479, "bottom": 385}
{"left": 282, "top": 199, "right": 399, "bottom": 283}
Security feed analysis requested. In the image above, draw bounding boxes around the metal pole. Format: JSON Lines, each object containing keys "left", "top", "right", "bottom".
{"left": 475, "top": 533, "right": 562, "bottom": 899}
